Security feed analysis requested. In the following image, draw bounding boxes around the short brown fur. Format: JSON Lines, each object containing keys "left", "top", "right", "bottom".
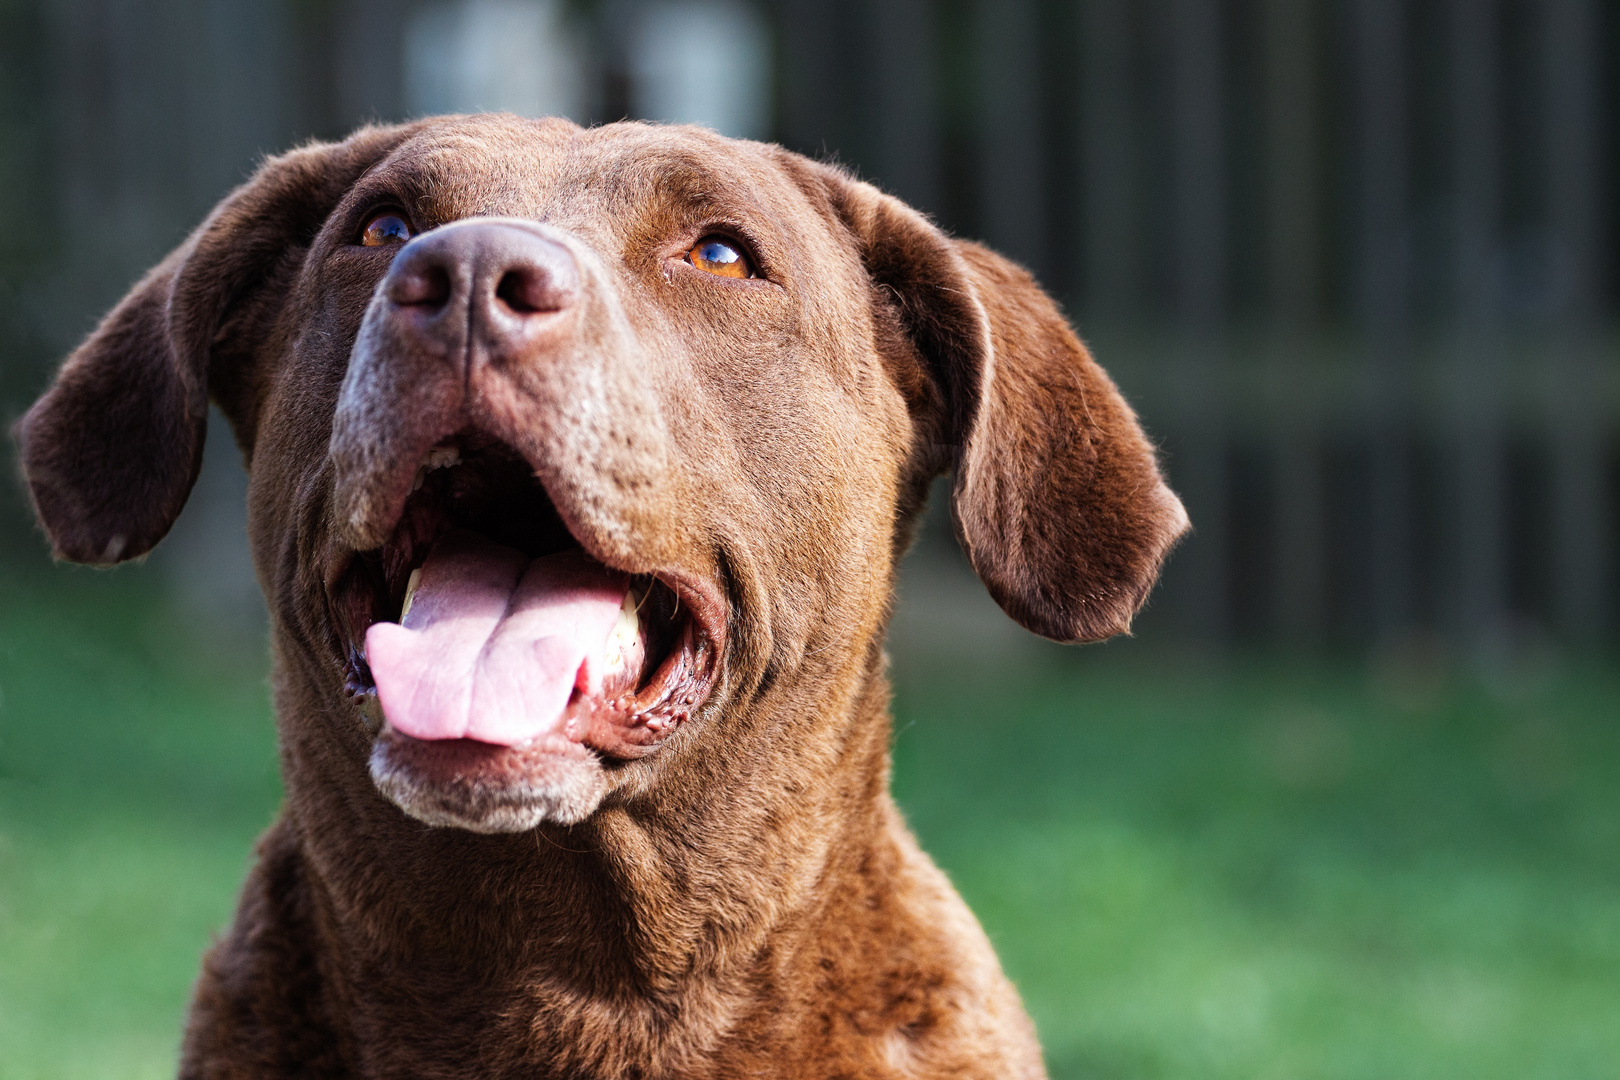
{"left": 15, "top": 117, "right": 1186, "bottom": 1079}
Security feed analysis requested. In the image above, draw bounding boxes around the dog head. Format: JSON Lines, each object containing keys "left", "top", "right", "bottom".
{"left": 16, "top": 116, "right": 1186, "bottom": 834}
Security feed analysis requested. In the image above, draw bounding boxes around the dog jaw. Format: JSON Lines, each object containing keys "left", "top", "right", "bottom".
{"left": 327, "top": 442, "right": 725, "bottom": 832}
{"left": 368, "top": 726, "right": 612, "bottom": 831}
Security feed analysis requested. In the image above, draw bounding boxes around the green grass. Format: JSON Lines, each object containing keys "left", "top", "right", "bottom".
{"left": 3, "top": 562, "right": 1619, "bottom": 1079}
{"left": 0, "top": 565, "right": 278, "bottom": 1080}
{"left": 891, "top": 649, "right": 1620, "bottom": 1079}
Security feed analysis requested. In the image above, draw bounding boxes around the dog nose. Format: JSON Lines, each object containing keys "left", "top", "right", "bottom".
{"left": 381, "top": 220, "right": 580, "bottom": 367}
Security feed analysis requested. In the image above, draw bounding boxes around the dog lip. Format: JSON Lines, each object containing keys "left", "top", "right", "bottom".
{"left": 326, "top": 550, "right": 727, "bottom": 722}
{"left": 369, "top": 724, "right": 606, "bottom": 830}
{"left": 322, "top": 536, "right": 727, "bottom": 683}
{"left": 320, "top": 441, "right": 729, "bottom": 755}
{"left": 581, "top": 565, "right": 727, "bottom": 754}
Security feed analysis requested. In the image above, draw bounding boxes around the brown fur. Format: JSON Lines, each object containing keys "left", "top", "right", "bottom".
{"left": 14, "top": 117, "right": 1186, "bottom": 1079}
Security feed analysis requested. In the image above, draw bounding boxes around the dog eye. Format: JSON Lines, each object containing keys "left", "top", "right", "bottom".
{"left": 361, "top": 212, "right": 413, "bottom": 247}
{"left": 687, "top": 236, "right": 753, "bottom": 279}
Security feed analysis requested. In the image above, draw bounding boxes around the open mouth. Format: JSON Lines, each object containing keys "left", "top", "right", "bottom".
{"left": 328, "top": 430, "right": 718, "bottom": 762}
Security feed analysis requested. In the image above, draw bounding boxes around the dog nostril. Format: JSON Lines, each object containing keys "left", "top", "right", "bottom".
{"left": 495, "top": 268, "right": 567, "bottom": 315}
{"left": 390, "top": 264, "right": 452, "bottom": 308}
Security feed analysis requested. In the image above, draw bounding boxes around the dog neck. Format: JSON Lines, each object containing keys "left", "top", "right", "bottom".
{"left": 259, "top": 641, "right": 901, "bottom": 1072}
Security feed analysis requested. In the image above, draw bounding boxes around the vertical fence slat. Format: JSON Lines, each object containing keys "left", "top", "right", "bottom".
{"left": 1445, "top": 0, "right": 1507, "bottom": 646}
{"left": 334, "top": 0, "right": 404, "bottom": 128}
{"left": 1351, "top": 0, "right": 1414, "bottom": 639}
{"left": 1168, "top": 0, "right": 1225, "bottom": 329}
{"left": 1078, "top": 0, "right": 1141, "bottom": 323}
{"left": 1263, "top": 0, "right": 1318, "bottom": 329}
{"left": 774, "top": 0, "right": 843, "bottom": 158}
{"left": 1163, "top": 0, "right": 1230, "bottom": 640}
{"left": 869, "top": 0, "right": 942, "bottom": 214}
{"left": 1264, "top": 0, "right": 1324, "bottom": 643}
{"left": 972, "top": 0, "right": 1049, "bottom": 283}
{"left": 1544, "top": 0, "right": 1609, "bottom": 642}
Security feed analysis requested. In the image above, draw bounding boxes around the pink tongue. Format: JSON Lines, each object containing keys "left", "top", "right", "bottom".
{"left": 365, "top": 531, "right": 630, "bottom": 746}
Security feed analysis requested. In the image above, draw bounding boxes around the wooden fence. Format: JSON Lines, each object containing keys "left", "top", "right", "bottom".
{"left": 3, "top": 0, "right": 1616, "bottom": 647}
{"left": 776, "top": 0, "right": 1620, "bottom": 649}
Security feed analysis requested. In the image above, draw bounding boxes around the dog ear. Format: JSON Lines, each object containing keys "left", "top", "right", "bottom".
{"left": 13, "top": 124, "right": 419, "bottom": 565}
{"left": 808, "top": 163, "right": 1189, "bottom": 642}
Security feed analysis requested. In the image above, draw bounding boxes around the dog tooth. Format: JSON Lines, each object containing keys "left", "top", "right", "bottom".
{"left": 400, "top": 567, "right": 423, "bottom": 621}
{"left": 426, "top": 445, "right": 459, "bottom": 470}
{"left": 411, "top": 467, "right": 425, "bottom": 492}
{"left": 603, "top": 586, "right": 642, "bottom": 671}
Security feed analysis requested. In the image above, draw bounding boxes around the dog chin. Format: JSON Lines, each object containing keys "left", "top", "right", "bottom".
{"left": 368, "top": 726, "right": 611, "bottom": 832}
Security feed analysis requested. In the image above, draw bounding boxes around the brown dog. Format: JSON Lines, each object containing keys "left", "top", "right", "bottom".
{"left": 16, "top": 116, "right": 1186, "bottom": 1079}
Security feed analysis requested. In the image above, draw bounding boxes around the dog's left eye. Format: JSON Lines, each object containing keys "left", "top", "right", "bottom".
{"left": 687, "top": 236, "right": 753, "bottom": 279}
{"left": 361, "top": 212, "right": 413, "bottom": 247}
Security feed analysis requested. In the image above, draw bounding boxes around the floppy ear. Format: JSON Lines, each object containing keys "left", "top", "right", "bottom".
{"left": 812, "top": 164, "right": 1189, "bottom": 642}
{"left": 13, "top": 124, "right": 420, "bottom": 565}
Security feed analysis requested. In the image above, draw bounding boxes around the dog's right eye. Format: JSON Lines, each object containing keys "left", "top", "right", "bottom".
{"left": 361, "top": 212, "right": 413, "bottom": 247}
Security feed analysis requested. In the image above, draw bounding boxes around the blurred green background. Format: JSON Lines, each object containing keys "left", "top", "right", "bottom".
{"left": 4, "top": 1, "right": 1620, "bottom": 1077}
{"left": 5, "top": 557, "right": 1620, "bottom": 1079}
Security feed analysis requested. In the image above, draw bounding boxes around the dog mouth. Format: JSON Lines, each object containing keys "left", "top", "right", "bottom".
{"left": 328, "top": 430, "right": 718, "bottom": 766}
